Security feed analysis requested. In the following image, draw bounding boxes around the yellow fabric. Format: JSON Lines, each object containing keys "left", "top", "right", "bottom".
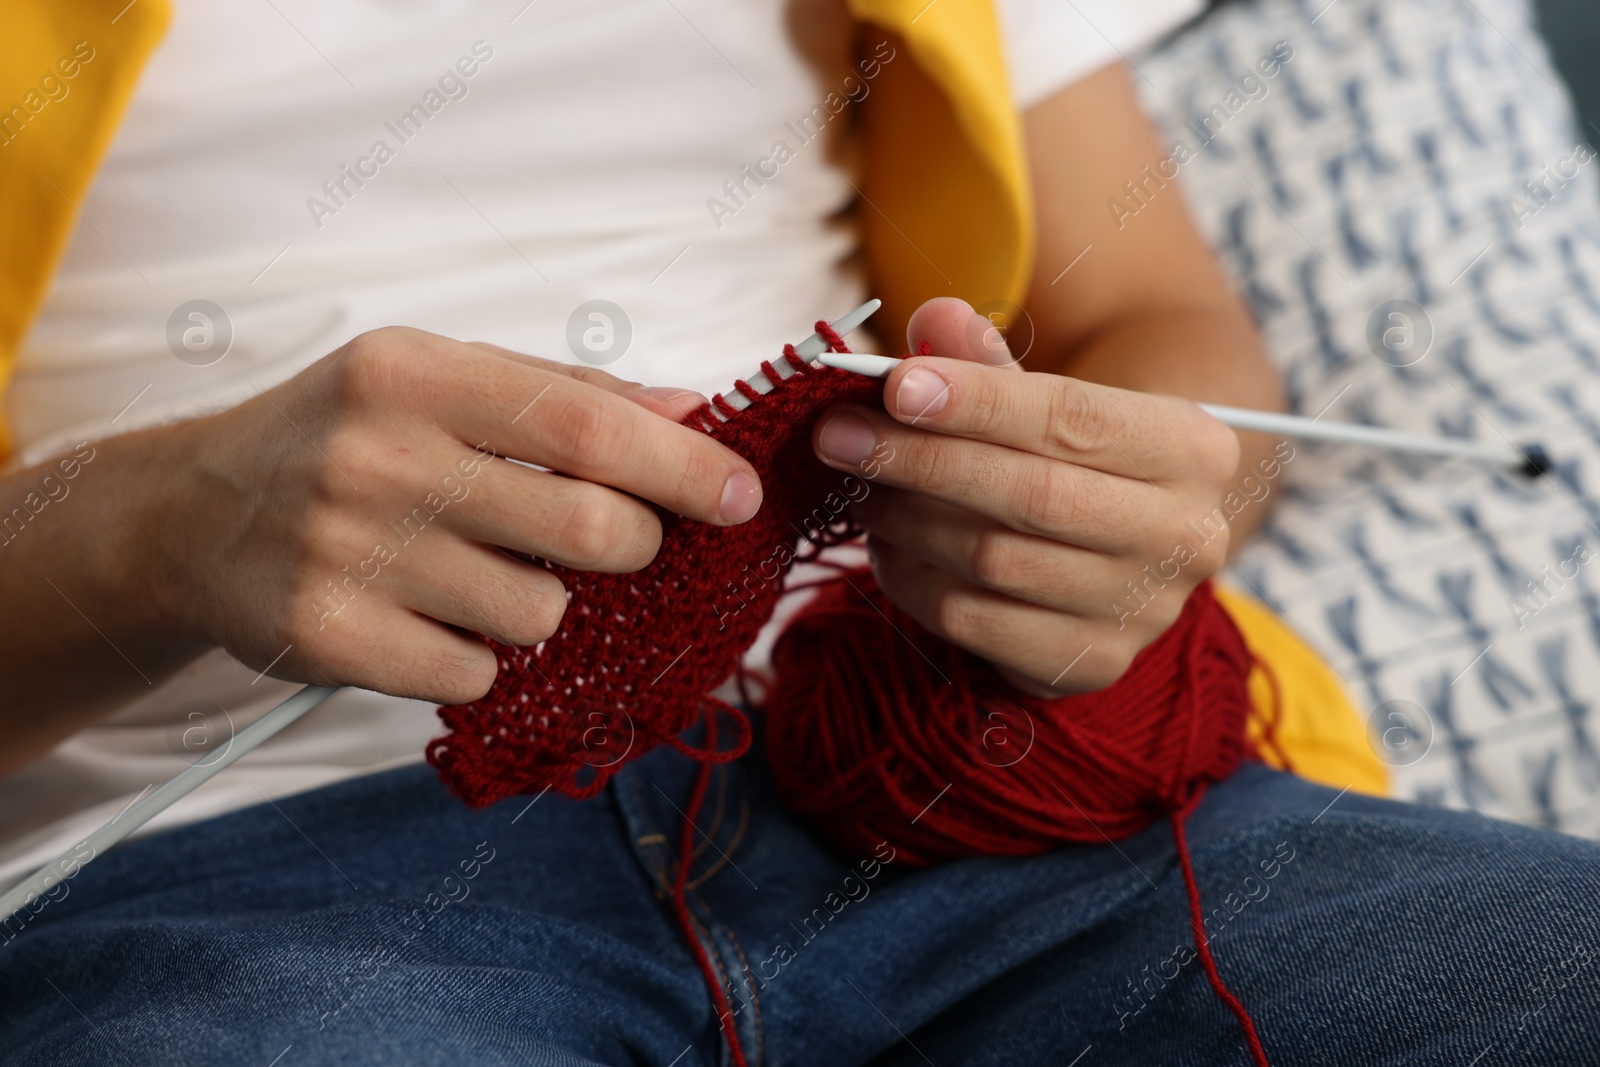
{"left": 1216, "top": 585, "right": 1389, "bottom": 796}
{"left": 846, "top": 0, "right": 1035, "bottom": 350}
{"left": 0, "top": 0, "right": 170, "bottom": 462}
{"left": 1, "top": 0, "right": 1388, "bottom": 795}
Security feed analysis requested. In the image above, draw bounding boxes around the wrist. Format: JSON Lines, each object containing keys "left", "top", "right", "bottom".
{"left": 90, "top": 419, "right": 217, "bottom": 645}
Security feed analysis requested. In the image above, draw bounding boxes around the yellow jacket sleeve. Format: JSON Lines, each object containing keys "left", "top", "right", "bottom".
{"left": 0, "top": 0, "right": 169, "bottom": 461}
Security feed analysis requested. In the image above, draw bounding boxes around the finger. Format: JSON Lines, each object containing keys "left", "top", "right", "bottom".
{"left": 377, "top": 334, "right": 761, "bottom": 525}
{"left": 853, "top": 486, "right": 1128, "bottom": 613}
{"left": 867, "top": 537, "right": 1129, "bottom": 694}
{"left": 441, "top": 448, "right": 663, "bottom": 572}
{"left": 467, "top": 342, "right": 708, "bottom": 423}
{"left": 291, "top": 602, "right": 499, "bottom": 705}
{"left": 391, "top": 535, "right": 568, "bottom": 649}
{"left": 879, "top": 358, "right": 1233, "bottom": 483}
{"left": 623, "top": 386, "right": 711, "bottom": 423}
{"left": 484, "top": 376, "right": 761, "bottom": 525}
{"left": 816, "top": 404, "right": 1165, "bottom": 553}
{"left": 906, "top": 296, "right": 1019, "bottom": 369}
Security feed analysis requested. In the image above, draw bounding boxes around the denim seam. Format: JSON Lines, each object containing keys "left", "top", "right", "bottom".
{"left": 683, "top": 904, "right": 744, "bottom": 1066}
{"left": 690, "top": 758, "right": 733, "bottom": 867}
{"left": 721, "top": 922, "right": 766, "bottom": 1067}
{"left": 689, "top": 765, "right": 754, "bottom": 891}
{"left": 613, "top": 765, "right": 673, "bottom": 899}
{"left": 614, "top": 758, "right": 763, "bottom": 1063}
{"left": 685, "top": 764, "right": 764, "bottom": 1065}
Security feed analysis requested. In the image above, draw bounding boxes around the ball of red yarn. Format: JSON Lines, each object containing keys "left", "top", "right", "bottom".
{"left": 762, "top": 569, "right": 1257, "bottom": 866}
{"left": 761, "top": 568, "right": 1275, "bottom": 1067}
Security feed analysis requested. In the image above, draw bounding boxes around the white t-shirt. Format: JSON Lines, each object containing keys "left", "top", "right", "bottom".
{"left": 0, "top": 0, "right": 1202, "bottom": 885}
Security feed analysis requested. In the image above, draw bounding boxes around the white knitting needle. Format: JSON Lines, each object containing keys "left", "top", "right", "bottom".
{"left": 0, "top": 301, "right": 890, "bottom": 923}
{"left": 816, "top": 351, "right": 1548, "bottom": 476}
{"left": 0, "top": 685, "right": 339, "bottom": 920}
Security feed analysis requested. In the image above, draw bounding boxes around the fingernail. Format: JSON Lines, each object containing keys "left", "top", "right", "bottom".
{"left": 896, "top": 367, "right": 950, "bottom": 419}
{"left": 720, "top": 471, "right": 762, "bottom": 523}
{"left": 817, "top": 412, "right": 877, "bottom": 465}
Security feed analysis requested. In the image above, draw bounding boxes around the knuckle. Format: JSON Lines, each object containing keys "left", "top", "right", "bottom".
{"left": 905, "top": 431, "right": 964, "bottom": 494}
{"left": 1104, "top": 634, "right": 1146, "bottom": 683}
{"left": 555, "top": 488, "right": 621, "bottom": 568}
{"left": 1019, "top": 463, "right": 1085, "bottom": 534}
{"left": 330, "top": 327, "right": 417, "bottom": 402}
{"left": 286, "top": 566, "right": 353, "bottom": 643}
{"left": 622, "top": 512, "right": 665, "bottom": 570}
{"left": 523, "top": 573, "right": 568, "bottom": 642}
{"left": 551, "top": 396, "right": 631, "bottom": 469}
{"left": 968, "top": 527, "right": 1021, "bottom": 588}
{"left": 317, "top": 424, "right": 373, "bottom": 489}
{"left": 672, "top": 440, "right": 727, "bottom": 511}
{"left": 1053, "top": 639, "right": 1120, "bottom": 693}
{"left": 287, "top": 586, "right": 332, "bottom": 638}
{"left": 1076, "top": 630, "right": 1151, "bottom": 691}
{"left": 930, "top": 589, "right": 982, "bottom": 644}
{"left": 1192, "top": 408, "right": 1242, "bottom": 482}
{"left": 1144, "top": 590, "right": 1186, "bottom": 635}
{"left": 1075, "top": 661, "right": 1123, "bottom": 694}
{"left": 1043, "top": 380, "right": 1101, "bottom": 456}
{"left": 960, "top": 373, "right": 1009, "bottom": 436}
{"left": 563, "top": 363, "right": 630, "bottom": 392}
{"left": 498, "top": 571, "right": 567, "bottom": 646}
{"left": 1191, "top": 524, "right": 1230, "bottom": 575}
{"left": 425, "top": 646, "right": 498, "bottom": 704}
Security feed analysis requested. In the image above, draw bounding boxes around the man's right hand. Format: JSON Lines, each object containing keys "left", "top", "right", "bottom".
{"left": 2, "top": 326, "right": 762, "bottom": 764}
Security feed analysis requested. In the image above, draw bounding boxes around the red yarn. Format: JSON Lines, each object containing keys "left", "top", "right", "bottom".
{"left": 1172, "top": 809, "right": 1271, "bottom": 1066}
{"left": 763, "top": 571, "right": 1255, "bottom": 859}
{"left": 764, "top": 570, "right": 1270, "bottom": 1067}
{"left": 427, "top": 330, "right": 880, "bottom": 808}
{"left": 428, "top": 321, "right": 1274, "bottom": 1067}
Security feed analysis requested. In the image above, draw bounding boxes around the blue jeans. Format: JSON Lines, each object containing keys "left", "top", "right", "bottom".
{"left": 4, "top": 725, "right": 1600, "bottom": 1066}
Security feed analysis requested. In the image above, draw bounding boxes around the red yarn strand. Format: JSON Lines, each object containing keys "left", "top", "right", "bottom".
{"left": 1170, "top": 810, "right": 1271, "bottom": 1067}
{"left": 668, "top": 711, "right": 751, "bottom": 1067}
{"left": 1252, "top": 654, "right": 1295, "bottom": 773}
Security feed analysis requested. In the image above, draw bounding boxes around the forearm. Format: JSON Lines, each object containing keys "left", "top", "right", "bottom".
{"left": 1035, "top": 301, "right": 1287, "bottom": 548}
{"left": 1017, "top": 60, "right": 1291, "bottom": 553}
{"left": 0, "top": 425, "right": 208, "bottom": 772}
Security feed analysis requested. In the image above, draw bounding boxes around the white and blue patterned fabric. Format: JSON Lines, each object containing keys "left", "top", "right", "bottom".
{"left": 1134, "top": 0, "right": 1600, "bottom": 833}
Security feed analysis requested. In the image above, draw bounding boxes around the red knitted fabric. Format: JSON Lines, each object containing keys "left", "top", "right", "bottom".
{"left": 427, "top": 322, "right": 1273, "bottom": 1067}
{"left": 427, "top": 335, "right": 880, "bottom": 806}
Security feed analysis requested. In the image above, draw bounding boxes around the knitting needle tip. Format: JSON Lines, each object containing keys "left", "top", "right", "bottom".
{"left": 817, "top": 351, "right": 899, "bottom": 377}
{"left": 793, "top": 300, "right": 882, "bottom": 359}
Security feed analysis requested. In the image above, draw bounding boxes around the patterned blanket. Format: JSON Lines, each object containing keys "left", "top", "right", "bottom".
{"left": 1137, "top": 0, "right": 1600, "bottom": 833}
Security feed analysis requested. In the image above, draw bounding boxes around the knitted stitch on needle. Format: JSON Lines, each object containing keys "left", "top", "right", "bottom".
{"left": 427, "top": 321, "right": 1274, "bottom": 1067}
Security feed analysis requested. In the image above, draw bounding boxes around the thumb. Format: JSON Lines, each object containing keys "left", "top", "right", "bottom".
{"left": 906, "top": 296, "right": 1024, "bottom": 371}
